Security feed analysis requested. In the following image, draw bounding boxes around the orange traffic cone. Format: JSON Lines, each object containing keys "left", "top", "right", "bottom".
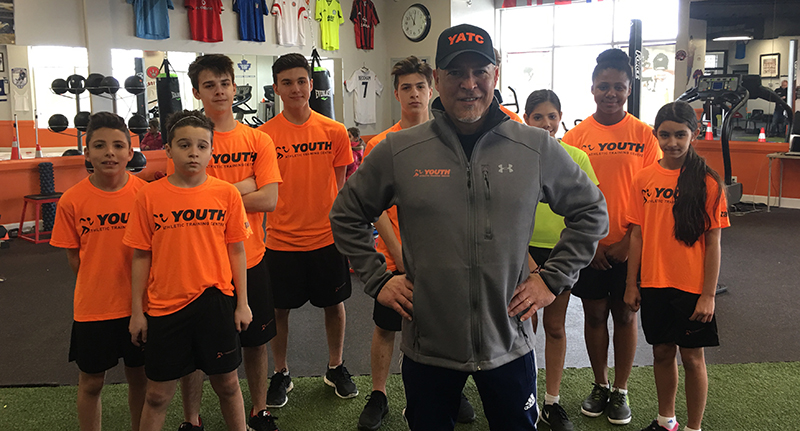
{"left": 34, "top": 142, "right": 43, "bottom": 158}
{"left": 704, "top": 122, "right": 713, "bottom": 140}
{"left": 10, "top": 133, "right": 20, "bottom": 160}
{"left": 758, "top": 127, "right": 766, "bottom": 143}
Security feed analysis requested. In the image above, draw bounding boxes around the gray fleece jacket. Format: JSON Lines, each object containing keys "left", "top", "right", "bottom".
{"left": 330, "top": 100, "right": 608, "bottom": 372}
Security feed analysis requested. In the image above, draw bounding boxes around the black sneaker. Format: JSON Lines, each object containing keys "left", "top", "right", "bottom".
{"left": 639, "top": 420, "right": 678, "bottom": 431}
{"left": 266, "top": 371, "right": 293, "bottom": 408}
{"left": 456, "top": 392, "right": 476, "bottom": 423}
{"left": 177, "top": 417, "right": 204, "bottom": 431}
{"left": 580, "top": 383, "right": 610, "bottom": 417}
{"left": 324, "top": 363, "right": 358, "bottom": 398}
{"left": 541, "top": 403, "right": 574, "bottom": 431}
{"left": 248, "top": 410, "right": 279, "bottom": 431}
{"left": 357, "top": 390, "right": 389, "bottom": 431}
{"left": 606, "top": 389, "right": 632, "bottom": 425}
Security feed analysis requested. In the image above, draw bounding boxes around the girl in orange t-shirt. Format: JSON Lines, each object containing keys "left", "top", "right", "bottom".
{"left": 625, "top": 101, "right": 729, "bottom": 431}
{"left": 562, "top": 49, "right": 660, "bottom": 425}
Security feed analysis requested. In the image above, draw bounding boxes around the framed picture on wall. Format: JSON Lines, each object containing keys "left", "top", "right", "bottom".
{"left": 760, "top": 53, "right": 780, "bottom": 78}
{"left": 0, "top": 53, "right": 4, "bottom": 73}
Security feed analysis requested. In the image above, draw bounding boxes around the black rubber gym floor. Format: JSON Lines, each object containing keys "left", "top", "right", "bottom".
{"left": 1, "top": 206, "right": 797, "bottom": 387}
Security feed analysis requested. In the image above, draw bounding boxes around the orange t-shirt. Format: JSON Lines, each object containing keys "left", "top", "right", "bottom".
{"left": 50, "top": 174, "right": 147, "bottom": 322}
{"left": 628, "top": 163, "right": 730, "bottom": 294}
{"left": 123, "top": 176, "right": 251, "bottom": 317}
{"left": 563, "top": 113, "right": 661, "bottom": 246}
{"left": 257, "top": 110, "right": 353, "bottom": 251}
{"left": 365, "top": 122, "right": 403, "bottom": 271}
{"left": 500, "top": 104, "right": 523, "bottom": 123}
{"left": 167, "top": 122, "right": 282, "bottom": 268}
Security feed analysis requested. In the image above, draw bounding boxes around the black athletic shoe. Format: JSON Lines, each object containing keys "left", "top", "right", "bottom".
{"left": 177, "top": 417, "right": 204, "bottom": 431}
{"left": 639, "top": 420, "right": 679, "bottom": 431}
{"left": 324, "top": 363, "right": 358, "bottom": 398}
{"left": 266, "top": 371, "right": 293, "bottom": 408}
{"left": 606, "top": 389, "right": 632, "bottom": 425}
{"left": 541, "top": 403, "right": 574, "bottom": 431}
{"left": 358, "top": 390, "right": 389, "bottom": 431}
{"left": 456, "top": 392, "right": 476, "bottom": 423}
{"left": 248, "top": 410, "right": 280, "bottom": 431}
{"left": 580, "top": 383, "right": 610, "bottom": 417}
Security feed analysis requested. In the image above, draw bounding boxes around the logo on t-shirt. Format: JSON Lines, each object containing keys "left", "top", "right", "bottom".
{"left": 641, "top": 187, "right": 677, "bottom": 204}
{"left": 154, "top": 208, "right": 227, "bottom": 231}
{"left": 582, "top": 141, "right": 645, "bottom": 156}
{"left": 211, "top": 151, "right": 258, "bottom": 167}
{"left": 276, "top": 141, "right": 333, "bottom": 160}
{"left": 79, "top": 213, "right": 130, "bottom": 236}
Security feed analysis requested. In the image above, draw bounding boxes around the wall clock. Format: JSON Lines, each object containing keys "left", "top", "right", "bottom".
{"left": 402, "top": 4, "right": 431, "bottom": 43}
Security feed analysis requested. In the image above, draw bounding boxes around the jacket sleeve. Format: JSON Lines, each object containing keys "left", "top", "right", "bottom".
{"left": 537, "top": 137, "right": 609, "bottom": 295}
{"left": 330, "top": 140, "right": 396, "bottom": 298}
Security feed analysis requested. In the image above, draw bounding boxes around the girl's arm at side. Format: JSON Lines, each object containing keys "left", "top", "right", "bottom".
{"left": 130, "top": 249, "right": 152, "bottom": 347}
{"left": 228, "top": 241, "right": 252, "bottom": 332}
{"left": 65, "top": 249, "right": 80, "bottom": 276}
{"left": 691, "top": 228, "right": 721, "bottom": 323}
{"left": 624, "top": 224, "right": 643, "bottom": 312}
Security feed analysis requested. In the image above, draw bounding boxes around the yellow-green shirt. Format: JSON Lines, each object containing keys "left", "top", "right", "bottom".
{"left": 530, "top": 140, "right": 599, "bottom": 249}
{"left": 316, "top": 0, "right": 344, "bottom": 50}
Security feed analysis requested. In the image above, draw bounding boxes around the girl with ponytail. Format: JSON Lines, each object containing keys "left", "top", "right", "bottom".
{"left": 563, "top": 48, "right": 662, "bottom": 426}
{"left": 624, "top": 101, "right": 730, "bottom": 431}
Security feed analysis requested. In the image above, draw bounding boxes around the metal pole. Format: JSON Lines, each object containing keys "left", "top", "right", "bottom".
{"left": 75, "top": 93, "right": 82, "bottom": 154}
{"left": 627, "top": 19, "right": 643, "bottom": 119}
{"left": 789, "top": 39, "right": 797, "bottom": 117}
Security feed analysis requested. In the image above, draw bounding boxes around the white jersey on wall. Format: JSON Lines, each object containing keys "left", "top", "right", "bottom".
{"left": 345, "top": 67, "right": 383, "bottom": 125}
{"left": 271, "top": 0, "right": 309, "bottom": 46}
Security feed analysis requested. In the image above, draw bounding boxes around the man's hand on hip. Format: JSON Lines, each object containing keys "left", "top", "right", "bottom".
{"left": 508, "top": 273, "right": 556, "bottom": 321}
{"left": 377, "top": 274, "right": 414, "bottom": 321}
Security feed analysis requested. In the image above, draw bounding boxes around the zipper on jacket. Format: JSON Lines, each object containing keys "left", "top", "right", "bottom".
{"left": 465, "top": 160, "right": 481, "bottom": 362}
{"left": 481, "top": 165, "right": 493, "bottom": 240}
{"left": 466, "top": 165, "right": 472, "bottom": 189}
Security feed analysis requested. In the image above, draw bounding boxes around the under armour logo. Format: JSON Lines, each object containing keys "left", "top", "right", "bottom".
{"left": 524, "top": 393, "right": 535, "bottom": 411}
{"left": 498, "top": 164, "right": 513, "bottom": 173}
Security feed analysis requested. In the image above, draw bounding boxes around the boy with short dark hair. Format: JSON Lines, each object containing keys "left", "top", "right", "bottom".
{"left": 51, "top": 112, "right": 148, "bottom": 431}
{"left": 176, "top": 53, "right": 283, "bottom": 431}
{"left": 257, "top": 53, "right": 356, "bottom": 408}
{"left": 125, "top": 110, "right": 253, "bottom": 431}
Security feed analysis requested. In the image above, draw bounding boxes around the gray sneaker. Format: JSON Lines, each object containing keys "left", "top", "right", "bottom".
{"left": 580, "top": 383, "right": 610, "bottom": 417}
{"left": 606, "top": 389, "right": 632, "bottom": 425}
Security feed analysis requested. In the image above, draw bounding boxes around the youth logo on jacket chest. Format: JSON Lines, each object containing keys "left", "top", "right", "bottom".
{"left": 413, "top": 168, "right": 451, "bottom": 178}
{"left": 582, "top": 141, "right": 645, "bottom": 157}
{"left": 275, "top": 141, "right": 333, "bottom": 160}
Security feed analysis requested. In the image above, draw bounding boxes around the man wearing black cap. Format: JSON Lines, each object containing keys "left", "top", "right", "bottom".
{"left": 331, "top": 24, "right": 608, "bottom": 430}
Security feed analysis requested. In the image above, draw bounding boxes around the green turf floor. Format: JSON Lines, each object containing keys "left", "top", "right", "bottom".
{"left": 1, "top": 362, "right": 796, "bottom": 430}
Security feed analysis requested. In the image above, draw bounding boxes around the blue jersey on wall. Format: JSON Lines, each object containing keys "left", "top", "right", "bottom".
{"left": 233, "top": 0, "right": 269, "bottom": 42}
{"left": 127, "top": 0, "right": 175, "bottom": 40}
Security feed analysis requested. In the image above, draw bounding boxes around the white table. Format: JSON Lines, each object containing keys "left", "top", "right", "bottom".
{"left": 766, "top": 152, "right": 800, "bottom": 211}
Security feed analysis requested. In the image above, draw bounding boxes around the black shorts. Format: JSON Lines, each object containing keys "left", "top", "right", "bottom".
{"left": 238, "top": 255, "right": 277, "bottom": 348}
{"left": 571, "top": 261, "right": 628, "bottom": 300}
{"left": 528, "top": 246, "right": 552, "bottom": 269}
{"left": 144, "top": 287, "right": 242, "bottom": 382}
{"left": 373, "top": 270, "right": 404, "bottom": 332}
{"left": 69, "top": 317, "right": 145, "bottom": 374}
{"left": 640, "top": 288, "right": 720, "bottom": 349}
{"left": 265, "top": 243, "right": 352, "bottom": 309}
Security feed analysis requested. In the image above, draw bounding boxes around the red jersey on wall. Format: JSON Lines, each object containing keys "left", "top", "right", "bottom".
{"left": 349, "top": 0, "right": 379, "bottom": 50}
{"left": 185, "top": 0, "right": 224, "bottom": 42}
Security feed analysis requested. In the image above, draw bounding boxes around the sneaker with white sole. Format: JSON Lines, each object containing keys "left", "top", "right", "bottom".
{"left": 542, "top": 403, "right": 574, "bottom": 431}
{"left": 247, "top": 410, "right": 280, "bottom": 431}
{"left": 639, "top": 419, "right": 678, "bottom": 431}
{"left": 606, "top": 388, "right": 632, "bottom": 425}
{"left": 324, "top": 363, "right": 358, "bottom": 398}
{"left": 266, "top": 371, "right": 293, "bottom": 408}
{"left": 580, "top": 383, "right": 610, "bottom": 417}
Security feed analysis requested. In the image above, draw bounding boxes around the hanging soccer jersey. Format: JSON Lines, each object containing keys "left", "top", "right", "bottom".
{"left": 233, "top": 0, "right": 268, "bottom": 42}
{"left": 315, "top": 0, "right": 344, "bottom": 51}
{"left": 128, "top": 0, "right": 174, "bottom": 40}
{"left": 271, "top": 0, "right": 309, "bottom": 46}
{"left": 349, "top": 0, "right": 379, "bottom": 50}
{"left": 186, "top": 0, "right": 223, "bottom": 42}
{"left": 345, "top": 67, "right": 382, "bottom": 125}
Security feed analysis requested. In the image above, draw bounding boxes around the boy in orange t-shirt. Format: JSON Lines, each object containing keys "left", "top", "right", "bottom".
{"left": 51, "top": 112, "right": 147, "bottom": 431}
{"left": 173, "top": 54, "right": 283, "bottom": 431}
{"left": 257, "top": 53, "right": 356, "bottom": 407}
{"left": 124, "top": 111, "right": 253, "bottom": 431}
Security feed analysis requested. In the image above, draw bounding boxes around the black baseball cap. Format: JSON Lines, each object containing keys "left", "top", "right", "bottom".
{"left": 436, "top": 24, "right": 495, "bottom": 69}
